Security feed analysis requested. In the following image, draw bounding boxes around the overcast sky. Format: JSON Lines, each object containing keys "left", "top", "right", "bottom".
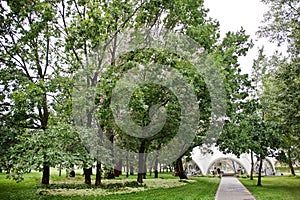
{"left": 204, "top": 0, "right": 284, "bottom": 75}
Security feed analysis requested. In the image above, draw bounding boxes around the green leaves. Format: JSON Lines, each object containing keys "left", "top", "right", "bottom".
{"left": 261, "top": 56, "right": 300, "bottom": 165}
{"left": 259, "top": 0, "right": 299, "bottom": 54}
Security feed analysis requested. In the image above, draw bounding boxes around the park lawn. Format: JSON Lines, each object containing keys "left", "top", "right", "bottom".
{"left": 0, "top": 172, "right": 220, "bottom": 200}
{"left": 0, "top": 172, "right": 41, "bottom": 200}
{"left": 240, "top": 176, "right": 300, "bottom": 200}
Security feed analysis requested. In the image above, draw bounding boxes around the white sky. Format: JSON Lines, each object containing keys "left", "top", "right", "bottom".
{"left": 204, "top": 0, "right": 285, "bottom": 75}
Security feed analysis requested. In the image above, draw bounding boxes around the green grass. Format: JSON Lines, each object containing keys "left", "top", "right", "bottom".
{"left": 275, "top": 166, "right": 300, "bottom": 171}
{"left": 0, "top": 172, "right": 220, "bottom": 200}
{"left": 0, "top": 172, "right": 41, "bottom": 200}
{"left": 240, "top": 176, "right": 300, "bottom": 200}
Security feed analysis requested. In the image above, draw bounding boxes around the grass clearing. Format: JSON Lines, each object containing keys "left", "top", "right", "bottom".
{"left": 0, "top": 172, "right": 219, "bottom": 200}
{"left": 240, "top": 176, "right": 300, "bottom": 200}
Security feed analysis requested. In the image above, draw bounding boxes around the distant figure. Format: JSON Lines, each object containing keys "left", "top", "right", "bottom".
{"left": 217, "top": 168, "right": 221, "bottom": 177}
{"left": 212, "top": 167, "right": 216, "bottom": 176}
{"left": 70, "top": 170, "right": 75, "bottom": 177}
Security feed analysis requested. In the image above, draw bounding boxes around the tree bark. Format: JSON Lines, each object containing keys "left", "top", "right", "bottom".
{"left": 126, "top": 151, "right": 129, "bottom": 178}
{"left": 130, "top": 165, "right": 134, "bottom": 175}
{"left": 42, "top": 164, "right": 50, "bottom": 184}
{"left": 83, "top": 167, "right": 92, "bottom": 185}
{"left": 114, "top": 158, "right": 122, "bottom": 177}
{"left": 154, "top": 154, "right": 159, "bottom": 178}
{"left": 287, "top": 149, "right": 296, "bottom": 176}
{"left": 58, "top": 163, "right": 62, "bottom": 177}
{"left": 106, "top": 129, "right": 115, "bottom": 179}
{"left": 143, "top": 154, "right": 147, "bottom": 179}
{"left": 250, "top": 150, "right": 254, "bottom": 180}
{"left": 176, "top": 157, "right": 187, "bottom": 179}
{"left": 95, "top": 161, "right": 101, "bottom": 186}
{"left": 257, "top": 156, "right": 263, "bottom": 186}
{"left": 137, "top": 141, "right": 146, "bottom": 183}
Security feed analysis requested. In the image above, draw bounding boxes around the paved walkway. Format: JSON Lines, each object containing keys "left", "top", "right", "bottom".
{"left": 215, "top": 177, "right": 256, "bottom": 200}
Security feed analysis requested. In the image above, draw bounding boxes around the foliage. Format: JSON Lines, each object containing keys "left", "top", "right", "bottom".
{"left": 262, "top": 56, "right": 300, "bottom": 174}
{"left": 217, "top": 48, "right": 282, "bottom": 185}
{"left": 258, "top": 0, "right": 300, "bottom": 175}
{"left": 258, "top": 0, "right": 300, "bottom": 55}
{"left": 40, "top": 181, "right": 144, "bottom": 190}
{"left": 6, "top": 123, "right": 91, "bottom": 182}
{"left": 0, "top": 0, "right": 255, "bottom": 186}
{"left": 0, "top": 0, "right": 80, "bottom": 184}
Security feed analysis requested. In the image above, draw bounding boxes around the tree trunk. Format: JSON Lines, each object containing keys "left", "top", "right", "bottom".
{"left": 287, "top": 149, "right": 296, "bottom": 176}
{"left": 257, "top": 156, "right": 263, "bottom": 186}
{"left": 114, "top": 159, "right": 122, "bottom": 177}
{"left": 95, "top": 161, "right": 101, "bottom": 186}
{"left": 58, "top": 163, "right": 62, "bottom": 177}
{"left": 250, "top": 150, "right": 254, "bottom": 180}
{"left": 42, "top": 164, "right": 50, "bottom": 185}
{"left": 106, "top": 129, "right": 115, "bottom": 179}
{"left": 154, "top": 169, "right": 158, "bottom": 178}
{"left": 84, "top": 167, "right": 92, "bottom": 185}
{"left": 288, "top": 160, "right": 295, "bottom": 176}
{"left": 126, "top": 151, "right": 129, "bottom": 178}
{"left": 106, "top": 168, "right": 115, "bottom": 179}
{"left": 137, "top": 141, "right": 146, "bottom": 183}
{"left": 154, "top": 154, "right": 159, "bottom": 178}
{"left": 176, "top": 157, "right": 187, "bottom": 179}
{"left": 143, "top": 154, "right": 147, "bottom": 179}
{"left": 130, "top": 165, "right": 134, "bottom": 175}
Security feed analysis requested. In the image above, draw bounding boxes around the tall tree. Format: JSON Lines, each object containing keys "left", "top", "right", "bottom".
{"left": 67, "top": 0, "right": 219, "bottom": 184}
{"left": 262, "top": 56, "right": 300, "bottom": 176}
{"left": 0, "top": 0, "right": 69, "bottom": 184}
{"left": 258, "top": 0, "right": 300, "bottom": 175}
{"left": 217, "top": 48, "right": 282, "bottom": 186}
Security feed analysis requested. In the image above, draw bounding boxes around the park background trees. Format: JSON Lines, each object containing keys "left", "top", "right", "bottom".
{"left": 258, "top": 0, "right": 299, "bottom": 176}
{"left": 1, "top": 0, "right": 298, "bottom": 187}
{"left": 217, "top": 0, "right": 299, "bottom": 185}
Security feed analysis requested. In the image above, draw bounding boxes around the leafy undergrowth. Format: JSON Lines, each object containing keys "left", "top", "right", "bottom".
{"left": 40, "top": 177, "right": 218, "bottom": 200}
{"left": 42, "top": 180, "right": 143, "bottom": 190}
{"left": 38, "top": 178, "right": 194, "bottom": 197}
{"left": 240, "top": 176, "right": 300, "bottom": 200}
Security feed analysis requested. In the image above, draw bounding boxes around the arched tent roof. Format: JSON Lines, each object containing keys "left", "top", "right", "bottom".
{"left": 206, "top": 157, "right": 249, "bottom": 174}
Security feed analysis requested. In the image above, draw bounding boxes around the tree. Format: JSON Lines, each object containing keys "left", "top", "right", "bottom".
{"left": 262, "top": 56, "right": 300, "bottom": 176}
{"left": 67, "top": 0, "right": 220, "bottom": 184}
{"left": 71, "top": 0, "right": 256, "bottom": 183}
{"left": 217, "top": 48, "right": 282, "bottom": 186}
{"left": 258, "top": 0, "right": 300, "bottom": 176}
{"left": 258, "top": 0, "right": 299, "bottom": 55}
{"left": 0, "top": 0, "right": 71, "bottom": 184}
{"left": 0, "top": 0, "right": 255, "bottom": 185}
{"left": 96, "top": 47, "right": 211, "bottom": 182}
